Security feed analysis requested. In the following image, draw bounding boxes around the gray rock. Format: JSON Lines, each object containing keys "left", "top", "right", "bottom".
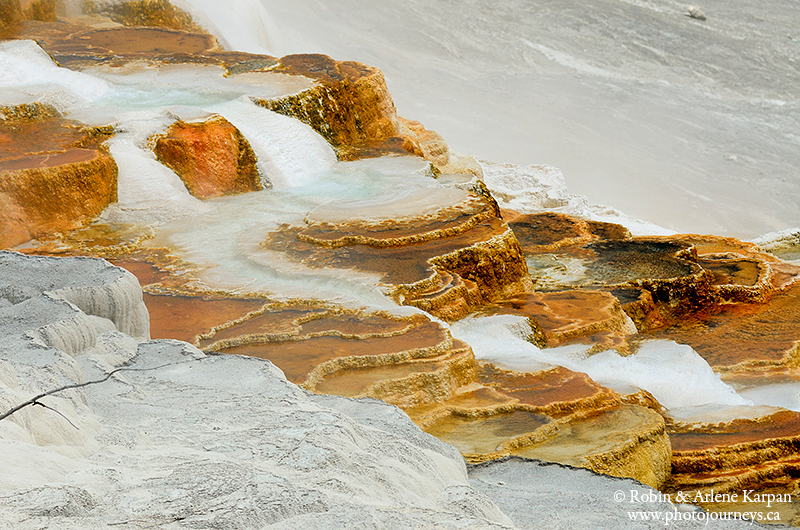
{"left": 687, "top": 6, "right": 707, "bottom": 21}
{"left": 0, "top": 253, "right": 514, "bottom": 529}
{"left": 469, "top": 457, "right": 773, "bottom": 529}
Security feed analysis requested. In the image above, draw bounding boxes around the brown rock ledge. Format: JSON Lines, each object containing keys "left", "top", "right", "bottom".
{"left": 264, "top": 193, "right": 533, "bottom": 321}
{"left": 152, "top": 115, "right": 261, "bottom": 199}
{"left": 0, "top": 105, "right": 117, "bottom": 248}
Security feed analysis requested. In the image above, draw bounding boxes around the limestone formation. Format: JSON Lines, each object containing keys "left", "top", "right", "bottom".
{"left": 469, "top": 457, "right": 755, "bottom": 529}
{"left": 5, "top": 4, "right": 800, "bottom": 521}
{"left": 509, "top": 212, "right": 630, "bottom": 254}
{"left": 0, "top": 107, "right": 117, "bottom": 248}
{"left": 508, "top": 212, "right": 800, "bottom": 336}
{"left": 0, "top": 251, "right": 149, "bottom": 340}
{"left": 254, "top": 54, "right": 405, "bottom": 159}
{"left": 62, "top": 249, "right": 671, "bottom": 490}
{"left": 398, "top": 117, "right": 483, "bottom": 177}
{"left": 265, "top": 189, "right": 533, "bottom": 321}
{"left": 152, "top": 115, "right": 262, "bottom": 199}
{"left": 0, "top": 252, "right": 516, "bottom": 529}
{"left": 0, "top": 20, "right": 221, "bottom": 69}
{"left": 514, "top": 404, "right": 672, "bottom": 489}
{"left": 0, "top": 0, "right": 23, "bottom": 28}
{"left": 83, "top": 0, "right": 200, "bottom": 31}
{"left": 491, "top": 290, "right": 637, "bottom": 350}
{"left": 687, "top": 6, "right": 707, "bottom": 21}
{"left": 665, "top": 410, "right": 800, "bottom": 522}
{"left": 0, "top": 0, "right": 54, "bottom": 29}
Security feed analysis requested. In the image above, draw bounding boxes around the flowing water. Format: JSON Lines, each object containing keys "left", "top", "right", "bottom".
{"left": 5, "top": 4, "right": 798, "bottom": 421}
{"left": 177, "top": 0, "right": 800, "bottom": 238}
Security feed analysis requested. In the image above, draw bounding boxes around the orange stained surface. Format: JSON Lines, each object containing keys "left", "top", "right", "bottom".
{"left": 299, "top": 199, "right": 489, "bottom": 245}
{"left": 652, "top": 284, "right": 800, "bottom": 368}
{"left": 479, "top": 365, "right": 615, "bottom": 411}
{"left": 670, "top": 410, "right": 800, "bottom": 452}
{"left": 197, "top": 307, "right": 328, "bottom": 347}
{"left": 265, "top": 217, "right": 510, "bottom": 285}
{"left": 314, "top": 357, "right": 450, "bottom": 397}
{"left": 62, "top": 26, "right": 217, "bottom": 55}
{"left": 299, "top": 313, "right": 412, "bottom": 336}
{"left": 425, "top": 410, "right": 551, "bottom": 455}
{"left": 217, "top": 319, "right": 449, "bottom": 383}
{"left": 111, "top": 260, "right": 171, "bottom": 286}
{"left": 143, "top": 293, "right": 266, "bottom": 343}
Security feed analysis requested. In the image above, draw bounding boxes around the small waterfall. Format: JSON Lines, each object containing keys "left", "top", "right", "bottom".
{"left": 208, "top": 98, "right": 337, "bottom": 189}
{"left": 171, "top": 0, "right": 282, "bottom": 55}
{"left": 0, "top": 40, "right": 110, "bottom": 111}
{"left": 450, "top": 314, "right": 752, "bottom": 414}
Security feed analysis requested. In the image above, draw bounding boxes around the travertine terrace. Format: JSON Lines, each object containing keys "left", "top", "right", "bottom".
{"left": 2, "top": 0, "right": 800, "bottom": 525}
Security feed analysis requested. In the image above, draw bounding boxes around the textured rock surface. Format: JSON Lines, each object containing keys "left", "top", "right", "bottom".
{"left": 0, "top": 251, "right": 149, "bottom": 340}
{"left": 469, "top": 457, "right": 757, "bottom": 529}
{"left": 0, "top": 108, "right": 117, "bottom": 248}
{"left": 398, "top": 117, "right": 483, "bottom": 177}
{"left": 0, "top": 0, "right": 54, "bottom": 29}
{"left": 4, "top": 5, "right": 800, "bottom": 521}
{"left": 264, "top": 185, "right": 533, "bottom": 321}
{"left": 512, "top": 404, "right": 671, "bottom": 489}
{"left": 152, "top": 115, "right": 262, "bottom": 199}
{"left": 255, "top": 54, "right": 405, "bottom": 160}
{"left": 84, "top": 0, "right": 200, "bottom": 31}
{"left": 0, "top": 252, "right": 518, "bottom": 529}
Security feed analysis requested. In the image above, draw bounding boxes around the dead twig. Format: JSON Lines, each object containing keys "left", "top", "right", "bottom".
{"left": 0, "top": 360, "right": 197, "bottom": 425}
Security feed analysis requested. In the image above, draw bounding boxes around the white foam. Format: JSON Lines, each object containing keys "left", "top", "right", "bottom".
{"left": 481, "top": 162, "right": 676, "bottom": 236}
{"left": 172, "top": 0, "right": 281, "bottom": 55}
{"left": 207, "top": 98, "right": 336, "bottom": 188}
{"left": 450, "top": 314, "right": 751, "bottom": 412}
{"left": 0, "top": 40, "right": 110, "bottom": 111}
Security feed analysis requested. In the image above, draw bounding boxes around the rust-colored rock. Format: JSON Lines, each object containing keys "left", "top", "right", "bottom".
{"left": 94, "top": 255, "right": 673, "bottom": 490}
{"left": 477, "top": 364, "right": 621, "bottom": 417}
{"left": 265, "top": 193, "right": 533, "bottom": 321}
{"left": 1, "top": 21, "right": 221, "bottom": 69}
{"left": 510, "top": 212, "right": 630, "bottom": 254}
{"left": 84, "top": 0, "right": 200, "bottom": 31}
{"left": 153, "top": 115, "right": 261, "bottom": 199}
{"left": 20, "top": 0, "right": 54, "bottom": 21}
{"left": 652, "top": 285, "right": 800, "bottom": 370}
{"left": 514, "top": 404, "right": 672, "bottom": 489}
{"left": 143, "top": 293, "right": 267, "bottom": 343}
{"left": 0, "top": 107, "right": 117, "bottom": 248}
{"left": 254, "top": 54, "right": 404, "bottom": 160}
{"left": 1, "top": 0, "right": 53, "bottom": 28}
{"left": 197, "top": 302, "right": 464, "bottom": 387}
{"left": 398, "top": 117, "right": 483, "bottom": 177}
{"left": 666, "top": 410, "right": 800, "bottom": 515}
{"left": 0, "top": 0, "right": 23, "bottom": 28}
{"left": 492, "top": 290, "right": 637, "bottom": 349}
{"left": 512, "top": 218, "right": 798, "bottom": 334}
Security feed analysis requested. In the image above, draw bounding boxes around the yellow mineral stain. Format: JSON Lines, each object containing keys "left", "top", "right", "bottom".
{"left": 314, "top": 359, "right": 447, "bottom": 397}
{"left": 144, "top": 294, "right": 266, "bottom": 343}
{"left": 425, "top": 410, "right": 551, "bottom": 455}
{"left": 216, "top": 319, "right": 448, "bottom": 383}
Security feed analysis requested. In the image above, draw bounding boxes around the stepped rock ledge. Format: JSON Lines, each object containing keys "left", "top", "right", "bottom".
{"left": 2, "top": 1, "right": 800, "bottom": 527}
{"left": 0, "top": 252, "right": 756, "bottom": 529}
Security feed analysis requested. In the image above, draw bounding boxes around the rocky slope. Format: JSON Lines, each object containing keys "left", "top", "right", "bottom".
{"left": 0, "top": 251, "right": 757, "bottom": 529}
{"left": 0, "top": 251, "right": 513, "bottom": 528}
{"left": 2, "top": 2, "right": 800, "bottom": 525}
